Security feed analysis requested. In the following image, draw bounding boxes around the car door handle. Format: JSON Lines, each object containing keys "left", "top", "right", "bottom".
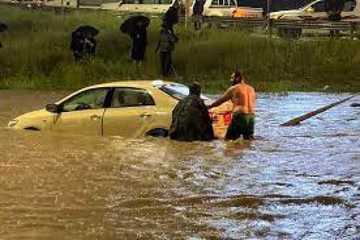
{"left": 90, "top": 114, "right": 101, "bottom": 121}
{"left": 140, "top": 113, "right": 152, "bottom": 118}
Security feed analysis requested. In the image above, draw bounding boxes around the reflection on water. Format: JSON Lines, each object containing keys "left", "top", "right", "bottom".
{"left": 0, "top": 90, "right": 359, "bottom": 239}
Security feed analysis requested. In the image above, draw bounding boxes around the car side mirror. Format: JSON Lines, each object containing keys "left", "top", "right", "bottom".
{"left": 46, "top": 103, "right": 61, "bottom": 113}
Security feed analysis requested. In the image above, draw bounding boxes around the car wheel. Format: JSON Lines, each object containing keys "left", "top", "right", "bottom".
{"left": 146, "top": 128, "right": 168, "bottom": 137}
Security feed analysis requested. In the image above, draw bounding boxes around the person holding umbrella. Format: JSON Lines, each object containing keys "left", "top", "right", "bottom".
{"left": 120, "top": 15, "right": 150, "bottom": 64}
{"left": 70, "top": 25, "right": 99, "bottom": 62}
{"left": 163, "top": 5, "right": 179, "bottom": 33}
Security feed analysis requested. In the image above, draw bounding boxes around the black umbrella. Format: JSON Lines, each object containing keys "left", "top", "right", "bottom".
{"left": 120, "top": 15, "right": 150, "bottom": 35}
{"left": 73, "top": 25, "right": 99, "bottom": 37}
{"left": 0, "top": 22, "right": 8, "bottom": 32}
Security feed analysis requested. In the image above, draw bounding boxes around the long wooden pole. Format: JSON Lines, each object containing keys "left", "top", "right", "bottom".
{"left": 280, "top": 95, "right": 357, "bottom": 127}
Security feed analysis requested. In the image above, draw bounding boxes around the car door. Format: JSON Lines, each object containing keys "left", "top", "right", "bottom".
{"left": 102, "top": 87, "right": 157, "bottom": 138}
{"left": 51, "top": 88, "right": 110, "bottom": 136}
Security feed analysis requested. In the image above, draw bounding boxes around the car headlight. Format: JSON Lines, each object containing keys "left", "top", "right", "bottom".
{"left": 8, "top": 119, "right": 18, "bottom": 128}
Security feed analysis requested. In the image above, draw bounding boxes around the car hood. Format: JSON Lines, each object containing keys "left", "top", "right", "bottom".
{"left": 270, "top": 9, "right": 302, "bottom": 17}
{"left": 15, "top": 109, "right": 48, "bottom": 120}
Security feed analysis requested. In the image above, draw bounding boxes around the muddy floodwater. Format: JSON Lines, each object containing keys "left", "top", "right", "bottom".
{"left": 0, "top": 90, "right": 359, "bottom": 239}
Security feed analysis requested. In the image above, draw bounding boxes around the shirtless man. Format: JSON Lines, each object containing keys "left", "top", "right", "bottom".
{"left": 208, "top": 70, "right": 256, "bottom": 140}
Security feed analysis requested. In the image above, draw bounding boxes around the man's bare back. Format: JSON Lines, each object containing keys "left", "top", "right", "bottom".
{"left": 227, "top": 83, "right": 256, "bottom": 114}
{"left": 208, "top": 71, "right": 256, "bottom": 140}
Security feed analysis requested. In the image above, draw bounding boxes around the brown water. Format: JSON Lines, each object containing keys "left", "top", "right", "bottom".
{"left": 0, "top": 90, "right": 359, "bottom": 239}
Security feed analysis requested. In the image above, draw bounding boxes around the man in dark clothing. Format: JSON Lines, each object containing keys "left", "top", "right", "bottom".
{"left": 193, "top": 0, "right": 205, "bottom": 30}
{"left": 325, "top": 0, "right": 345, "bottom": 36}
{"left": 163, "top": 5, "right": 179, "bottom": 33}
{"left": 83, "top": 34, "right": 97, "bottom": 58}
{"left": 169, "top": 83, "right": 214, "bottom": 142}
{"left": 155, "top": 25, "right": 178, "bottom": 76}
{"left": 70, "top": 31, "right": 85, "bottom": 62}
{"left": 325, "top": 0, "right": 344, "bottom": 21}
{"left": 130, "top": 23, "right": 147, "bottom": 64}
{"left": 71, "top": 32, "right": 97, "bottom": 62}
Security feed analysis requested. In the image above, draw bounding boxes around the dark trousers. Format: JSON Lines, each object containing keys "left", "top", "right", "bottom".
{"left": 160, "top": 51, "right": 172, "bottom": 76}
{"left": 194, "top": 14, "right": 203, "bottom": 30}
{"left": 225, "top": 112, "right": 255, "bottom": 140}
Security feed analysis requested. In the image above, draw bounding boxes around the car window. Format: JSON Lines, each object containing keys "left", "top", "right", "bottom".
{"left": 62, "top": 88, "right": 109, "bottom": 112}
{"left": 211, "top": 0, "right": 236, "bottom": 7}
{"left": 312, "top": 0, "right": 325, "bottom": 12}
{"left": 111, "top": 88, "right": 155, "bottom": 108}
{"left": 159, "top": 83, "right": 209, "bottom": 100}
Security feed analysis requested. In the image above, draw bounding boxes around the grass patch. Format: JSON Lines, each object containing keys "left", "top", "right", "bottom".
{"left": 0, "top": 5, "right": 360, "bottom": 93}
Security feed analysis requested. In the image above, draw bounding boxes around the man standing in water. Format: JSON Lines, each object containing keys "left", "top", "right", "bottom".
{"left": 208, "top": 70, "right": 256, "bottom": 140}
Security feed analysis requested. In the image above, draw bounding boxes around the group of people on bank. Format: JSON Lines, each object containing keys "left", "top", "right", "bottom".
{"left": 69, "top": 5, "right": 180, "bottom": 77}
{"left": 169, "top": 70, "right": 256, "bottom": 142}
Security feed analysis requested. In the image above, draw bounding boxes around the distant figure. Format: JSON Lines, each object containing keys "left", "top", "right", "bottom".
{"left": 208, "top": 70, "right": 256, "bottom": 140}
{"left": 325, "top": 0, "right": 345, "bottom": 36}
{"left": 169, "top": 82, "right": 214, "bottom": 141}
{"left": 70, "top": 31, "right": 85, "bottom": 62}
{"left": 70, "top": 32, "right": 96, "bottom": 62}
{"left": 155, "top": 24, "right": 178, "bottom": 76}
{"left": 193, "top": 0, "right": 205, "bottom": 30}
{"left": 163, "top": 5, "right": 179, "bottom": 33}
{"left": 130, "top": 23, "right": 147, "bottom": 64}
{"left": 83, "top": 33, "right": 97, "bottom": 58}
{"left": 325, "top": 0, "right": 345, "bottom": 21}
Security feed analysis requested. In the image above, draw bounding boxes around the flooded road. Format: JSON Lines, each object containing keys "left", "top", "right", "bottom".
{"left": 0, "top": 90, "right": 359, "bottom": 239}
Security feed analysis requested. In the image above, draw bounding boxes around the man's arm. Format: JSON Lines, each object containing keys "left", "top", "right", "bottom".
{"left": 207, "top": 88, "right": 232, "bottom": 109}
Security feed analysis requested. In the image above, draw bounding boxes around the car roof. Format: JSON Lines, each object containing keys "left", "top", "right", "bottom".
{"left": 87, "top": 80, "right": 174, "bottom": 90}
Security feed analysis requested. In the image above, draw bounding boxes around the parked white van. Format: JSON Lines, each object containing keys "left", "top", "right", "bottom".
{"left": 101, "top": 0, "right": 173, "bottom": 13}
{"left": 270, "top": 0, "right": 359, "bottom": 20}
{"left": 190, "top": 0, "right": 262, "bottom": 17}
{"left": 101, "top": 0, "right": 262, "bottom": 17}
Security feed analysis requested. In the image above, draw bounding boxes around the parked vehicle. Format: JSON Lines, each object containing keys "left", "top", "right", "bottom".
{"left": 270, "top": 0, "right": 359, "bottom": 38}
{"left": 8, "top": 80, "right": 232, "bottom": 139}
{"left": 101, "top": 0, "right": 173, "bottom": 13}
{"left": 100, "top": 0, "right": 262, "bottom": 17}
{"left": 270, "top": 0, "right": 359, "bottom": 20}
{"left": 189, "top": 0, "right": 262, "bottom": 17}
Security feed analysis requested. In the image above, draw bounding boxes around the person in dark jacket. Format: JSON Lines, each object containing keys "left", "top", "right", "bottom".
{"left": 83, "top": 33, "right": 97, "bottom": 58}
{"left": 71, "top": 31, "right": 97, "bottom": 62}
{"left": 169, "top": 82, "right": 214, "bottom": 141}
{"left": 130, "top": 23, "right": 147, "bottom": 64}
{"left": 325, "top": 0, "right": 345, "bottom": 36}
{"left": 193, "top": 0, "right": 205, "bottom": 30}
{"left": 155, "top": 24, "right": 178, "bottom": 76}
{"left": 70, "top": 31, "right": 85, "bottom": 62}
{"left": 163, "top": 5, "right": 179, "bottom": 33}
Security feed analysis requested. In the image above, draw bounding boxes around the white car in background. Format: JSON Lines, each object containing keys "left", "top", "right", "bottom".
{"left": 270, "top": 0, "right": 359, "bottom": 20}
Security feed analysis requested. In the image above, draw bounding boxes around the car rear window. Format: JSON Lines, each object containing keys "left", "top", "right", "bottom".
{"left": 159, "top": 83, "right": 209, "bottom": 100}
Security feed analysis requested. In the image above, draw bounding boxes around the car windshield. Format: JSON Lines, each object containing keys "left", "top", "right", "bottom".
{"left": 158, "top": 83, "right": 209, "bottom": 100}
